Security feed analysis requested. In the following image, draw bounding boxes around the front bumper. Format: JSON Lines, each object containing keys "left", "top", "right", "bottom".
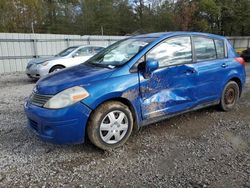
{"left": 26, "top": 64, "right": 49, "bottom": 78}
{"left": 24, "top": 100, "right": 92, "bottom": 144}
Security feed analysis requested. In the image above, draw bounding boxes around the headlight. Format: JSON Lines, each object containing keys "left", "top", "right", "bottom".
{"left": 40, "top": 61, "right": 49, "bottom": 66}
{"left": 44, "top": 86, "right": 89, "bottom": 109}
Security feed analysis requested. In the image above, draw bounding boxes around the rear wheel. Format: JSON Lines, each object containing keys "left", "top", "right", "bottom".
{"left": 49, "top": 65, "right": 65, "bottom": 73}
{"left": 87, "top": 101, "right": 133, "bottom": 150}
{"left": 220, "top": 81, "right": 240, "bottom": 111}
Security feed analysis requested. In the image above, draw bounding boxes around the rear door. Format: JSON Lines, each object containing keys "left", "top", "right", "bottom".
{"left": 192, "top": 36, "right": 228, "bottom": 103}
{"left": 139, "top": 36, "right": 198, "bottom": 120}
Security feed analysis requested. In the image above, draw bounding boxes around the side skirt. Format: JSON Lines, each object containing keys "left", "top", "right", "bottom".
{"left": 140, "top": 100, "right": 220, "bottom": 127}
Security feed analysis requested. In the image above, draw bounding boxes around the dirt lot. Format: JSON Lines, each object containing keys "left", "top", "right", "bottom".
{"left": 0, "top": 65, "right": 249, "bottom": 188}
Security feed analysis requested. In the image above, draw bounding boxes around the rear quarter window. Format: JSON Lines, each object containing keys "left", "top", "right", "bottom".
{"left": 214, "top": 39, "right": 225, "bottom": 59}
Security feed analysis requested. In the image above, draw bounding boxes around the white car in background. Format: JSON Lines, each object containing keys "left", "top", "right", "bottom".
{"left": 26, "top": 45, "right": 104, "bottom": 79}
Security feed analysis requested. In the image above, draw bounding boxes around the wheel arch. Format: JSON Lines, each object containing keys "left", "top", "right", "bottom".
{"left": 87, "top": 97, "right": 140, "bottom": 132}
{"left": 49, "top": 64, "right": 66, "bottom": 73}
{"left": 229, "top": 77, "right": 243, "bottom": 97}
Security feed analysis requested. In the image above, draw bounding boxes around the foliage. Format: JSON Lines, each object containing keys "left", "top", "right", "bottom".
{"left": 0, "top": 0, "right": 249, "bottom": 36}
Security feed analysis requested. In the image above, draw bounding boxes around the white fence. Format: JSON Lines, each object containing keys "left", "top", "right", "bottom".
{"left": 0, "top": 33, "right": 125, "bottom": 73}
{"left": 0, "top": 33, "right": 249, "bottom": 74}
{"left": 227, "top": 36, "right": 250, "bottom": 49}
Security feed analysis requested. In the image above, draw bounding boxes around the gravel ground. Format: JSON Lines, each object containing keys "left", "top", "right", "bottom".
{"left": 0, "top": 65, "right": 249, "bottom": 188}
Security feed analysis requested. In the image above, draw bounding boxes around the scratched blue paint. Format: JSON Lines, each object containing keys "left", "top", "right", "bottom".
{"left": 24, "top": 32, "right": 246, "bottom": 144}
{"left": 144, "top": 89, "right": 189, "bottom": 104}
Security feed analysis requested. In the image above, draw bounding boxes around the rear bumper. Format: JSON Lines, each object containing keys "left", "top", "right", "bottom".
{"left": 24, "top": 100, "right": 92, "bottom": 144}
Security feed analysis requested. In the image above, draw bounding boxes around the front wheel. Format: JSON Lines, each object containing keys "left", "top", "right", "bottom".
{"left": 87, "top": 101, "right": 133, "bottom": 150}
{"left": 220, "top": 81, "right": 240, "bottom": 111}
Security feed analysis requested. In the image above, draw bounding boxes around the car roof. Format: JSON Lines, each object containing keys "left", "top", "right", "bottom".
{"left": 131, "top": 31, "right": 226, "bottom": 40}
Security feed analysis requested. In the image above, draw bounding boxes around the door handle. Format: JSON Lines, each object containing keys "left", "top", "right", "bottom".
{"left": 221, "top": 63, "right": 228, "bottom": 68}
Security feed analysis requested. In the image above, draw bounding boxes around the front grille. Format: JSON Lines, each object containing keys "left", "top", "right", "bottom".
{"left": 30, "top": 93, "right": 52, "bottom": 107}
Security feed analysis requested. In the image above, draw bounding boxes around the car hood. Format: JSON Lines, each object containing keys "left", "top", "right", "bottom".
{"left": 29, "top": 56, "right": 62, "bottom": 64}
{"left": 36, "top": 64, "right": 114, "bottom": 95}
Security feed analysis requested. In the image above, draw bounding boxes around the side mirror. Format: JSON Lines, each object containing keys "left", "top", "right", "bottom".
{"left": 144, "top": 58, "right": 159, "bottom": 78}
{"left": 72, "top": 52, "right": 79, "bottom": 58}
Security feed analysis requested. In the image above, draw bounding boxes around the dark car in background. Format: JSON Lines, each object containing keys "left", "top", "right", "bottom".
{"left": 241, "top": 48, "right": 250, "bottom": 62}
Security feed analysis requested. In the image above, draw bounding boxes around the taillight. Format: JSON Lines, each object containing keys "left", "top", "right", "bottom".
{"left": 235, "top": 57, "right": 245, "bottom": 66}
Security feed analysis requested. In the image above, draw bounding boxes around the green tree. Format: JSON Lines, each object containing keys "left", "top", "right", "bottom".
{"left": 173, "top": 0, "right": 197, "bottom": 31}
{"left": 1, "top": 0, "right": 250, "bottom": 36}
{"left": 193, "top": 0, "right": 220, "bottom": 33}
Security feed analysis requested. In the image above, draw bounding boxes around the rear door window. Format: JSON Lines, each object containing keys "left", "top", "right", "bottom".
{"left": 214, "top": 39, "right": 225, "bottom": 59}
{"left": 193, "top": 37, "right": 216, "bottom": 61}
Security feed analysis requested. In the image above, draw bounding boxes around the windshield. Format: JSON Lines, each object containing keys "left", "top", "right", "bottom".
{"left": 56, "top": 47, "right": 78, "bottom": 57}
{"left": 86, "top": 38, "right": 155, "bottom": 67}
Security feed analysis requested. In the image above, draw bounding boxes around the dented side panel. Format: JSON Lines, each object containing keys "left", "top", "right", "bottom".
{"left": 139, "top": 64, "right": 197, "bottom": 119}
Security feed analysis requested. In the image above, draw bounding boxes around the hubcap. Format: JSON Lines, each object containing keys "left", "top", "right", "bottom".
{"left": 99, "top": 110, "right": 129, "bottom": 144}
{"left": 225, "top": 87, "right": 236, "bottom": 105}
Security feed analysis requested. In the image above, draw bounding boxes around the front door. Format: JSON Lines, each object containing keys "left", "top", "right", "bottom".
{"left": 139, "top": 36, "right": 197, "bottom": 120}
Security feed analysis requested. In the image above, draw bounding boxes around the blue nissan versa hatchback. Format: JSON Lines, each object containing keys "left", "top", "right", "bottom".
{"left": 24, "top": 32, "right": 246, "bottom": 150}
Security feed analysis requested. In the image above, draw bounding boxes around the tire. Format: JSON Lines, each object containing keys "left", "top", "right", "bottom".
{"left": 49, "top": 65, "right": 65, "bottom": 73}
{"left": 87, "top": 101, "right": 133, "bottom": 150}
{"left": 220, "top": 81, "right": 240, "bottom": 111}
